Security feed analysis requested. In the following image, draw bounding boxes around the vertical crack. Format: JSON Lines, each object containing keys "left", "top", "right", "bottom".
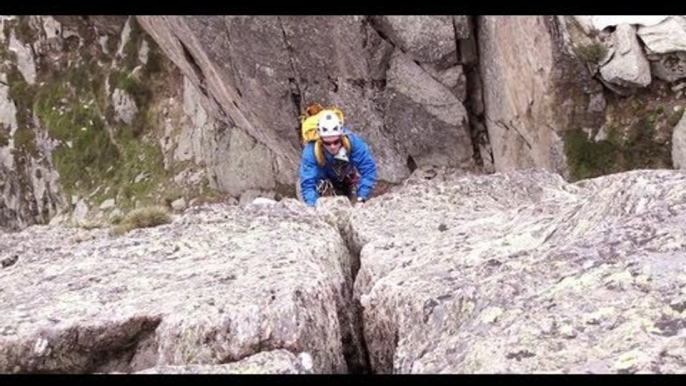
{"left": 176, "top": 37, "right": 209, "bottom": 98}
{"left": 339, "top": 224, "right": 372, "bottom": 374}
{"left": 278, "top": 18, "right": 304, "bottom": 115}
{"left": 458, "top": 15, "right": 493, "bottom": 171}
{"left": 321, "top": 210, "right": 372, "bottom": 374}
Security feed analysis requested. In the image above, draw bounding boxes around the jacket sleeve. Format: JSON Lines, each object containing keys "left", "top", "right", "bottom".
{"left": 350, "top": 134, "right": 377, "bottom": 200}
{"left": 299, "top": 144, "right": 321, "bottom": 207}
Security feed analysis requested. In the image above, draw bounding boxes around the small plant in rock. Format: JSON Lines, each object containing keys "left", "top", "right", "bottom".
{"left": 574, "top": 41, "right": 608, "bottom": 64}
{"left": 110, "top": 205, "right": 172, "bottom": 236}
{"left": 81, "top": 221, "right": 108, "bottom": 230}
{"left": 0, "top": 125, "right": 9, "bottom": 147}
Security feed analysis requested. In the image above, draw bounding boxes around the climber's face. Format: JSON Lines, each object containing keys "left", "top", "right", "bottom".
{"left": 321, "top": 136, "right": 342, "bottom": 154}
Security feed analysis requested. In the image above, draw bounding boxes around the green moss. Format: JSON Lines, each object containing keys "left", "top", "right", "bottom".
{"left": 90, "top": 71, "right": 108, "bottom": 110}
{"left": 645, "top": 106, "right": 664, "bottom": 127}
{"left": 116, "top": 140, "right": 166, "bottom": 203}
{"left": 573, "top": 41, "right": 608, "bottom": 64}
{"left": 110, "top": 205, "right": 172, "bottom": 236}
{"left": 107, "top": 70, "right": 154, "bottom": 140}
{"left": 564, "top": 129, "right": 620, "bottom": 181}
{"left": 1, "top": 21, "right": 191, "bottom": 220}
{"left": 34, "top": 82, "right": 120, "bottom": 191}
{"left": 565, "top": 117, "right": 672, "bottom": 181}
{"left": 66, "top": 63, "right": 91, "bottom": 92}
{"left": 0, "top": 125, "right": 10, "bottom": 147}
{"left": 605, "top": 126, "right": 623, "bottom": 146}
{"left": 108, "top": 70, "right": 152, "bottom": 108}
{"left": 13, "top": 126, "right": 39, "bottom": 157}
{"left": 623, "top": 118, "right": 672, "bottom": 169}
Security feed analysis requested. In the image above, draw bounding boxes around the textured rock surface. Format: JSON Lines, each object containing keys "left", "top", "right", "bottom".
{"left": 637, "top": 17, "right": 686, "bottom": 55}
{"left": 8, "top": 33, "right": 37, "bottom": 84}
{"left": 4, "top": 167, "right": 686, "bottom": 374}
{"left": 0, "top": 200, "right": 362, "bottom": 373}
{"left": 0, "top": 16, "right": 231, "bottom": 231}
{"left": 111, "top": 89, "right": 138, "bottom": 125}
{"left": 599, "top": 24, "right": 651, "bottom": 88}
{"left": 591, "top": 16, "right": 669, "bottom": 30}
{"left": 136, "top": 349, "right": 312, "bottom": 374}
{"left": 0, "top": 17, "right": 65, "bottom": 231}
{"left": 479, "top": 16, "right": 593, "bottom": 175}
{"left": 351, "top": 169, "right": 686, "bottom": 373}
{"left": 385, "top": 50, "right": 473, "bottom": 169}
{"left": 7, "top": 14, "right": 686, "bottom": 233}
{"left": 650, "top": 52, "right": 686, "bottom": 82}
{"left": 672, "top": 112, "right": 686, "bottom": 169}
{"left": 136, "top": 16, "right": 475, "bottom": 185}
{"left": 371, "top": 16, "right": 467, "bottom": 65}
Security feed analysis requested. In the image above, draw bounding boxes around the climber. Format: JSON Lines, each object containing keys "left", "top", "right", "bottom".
{"left": 298, "top": 110, "right": 377, "bottom": 207}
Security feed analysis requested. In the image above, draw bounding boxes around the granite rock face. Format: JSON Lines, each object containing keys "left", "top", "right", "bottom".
{"left": 0, "top": 200, "right": 363, "bottom": 374}
{"left": 350, "top": 168, "right": 686, "bottom": 373}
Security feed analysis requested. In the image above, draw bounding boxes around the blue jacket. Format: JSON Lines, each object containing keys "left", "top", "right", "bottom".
{"left": 299, "top": 129, "right": 377, "bottom": 207}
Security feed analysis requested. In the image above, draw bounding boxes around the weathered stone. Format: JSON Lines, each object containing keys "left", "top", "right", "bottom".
{"left": 138, "top": 40, "right": 149, "bottom": 65}
{"left": 215, "top": 129, "right": 276, "bottom": 198}
{"left": 650, "top": 52, "right": 686, "bottom": 82}
{"left": 350, "top": 169, "right": 686, "bottom": 373}
{"left": 0, "top": 83, "right": 17, "bottom": 170}
{"left": 637, "top": 17, "right": 686, "bottom": 55}
{"left": 372, "top": 16, "right": 463, "bottom": 65}
{"left": 40, "top": 16, "right": 62, "bottom": 41}
{"left": 479, "top": 16, "right": 567, "bottom": 174}
{"left": 134, "top": 172, "right": 149, "bottom": 184}
{"left": 53, "top": 16, "right": 127, "bottom": 36}
{"left": 137, "top": 16, "right": 301, "bottom": 188}
{"left": 115, "top": 18, "right": 132, "bottom": 58}
{"left": 385, "top": 50, "right": 473, "bottom": 169}
{"left": 111, "top": 89, "right": 138, "bottom": 125}
{"left": 8, "top": 33, "right": 37, "bottom": 85}
{"left": 672, "top": 110, "right": 686, "bottom": 169}
{"left": 421, "top": 64, "right": 467, "bottom": 101}
{"left": 238, "top": 189, "right": 275, "bottom": 206}
{"left": 135, "top": 349, "right": 311, "bottom": 374}
{"left": 71, "top": 199, "right": 89, "bottom": 226}
{"left": 170, "top": 198, "right": 186, "bottom": 212}
{"left": 136, "top": 16, "right": 475, "bottom": 187}
{"left": 592, "top": 16, "right": 669, "bottom": 31}
{"left": 587, "top": 92, "right": 606, "bottom": 113}
{"left": 98, "top": 199, "right": 115, "bottom": 211}
{"left": 599, "top": 24, "right": 651, "bottom": 89}
{"left": 0, "top": 201, "right": 361, "bottom": 373}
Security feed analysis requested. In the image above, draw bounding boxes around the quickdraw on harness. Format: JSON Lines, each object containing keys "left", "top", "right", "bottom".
{"left": 316, "top": 169, "right": 359, "bottom": 198}
{"left": 316, "top": 179, "right": 336, "bottom": 197}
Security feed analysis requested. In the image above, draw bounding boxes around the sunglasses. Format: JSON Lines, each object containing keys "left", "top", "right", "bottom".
{"left": 322, "top": 139, "right": 342, "bottom": 147}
